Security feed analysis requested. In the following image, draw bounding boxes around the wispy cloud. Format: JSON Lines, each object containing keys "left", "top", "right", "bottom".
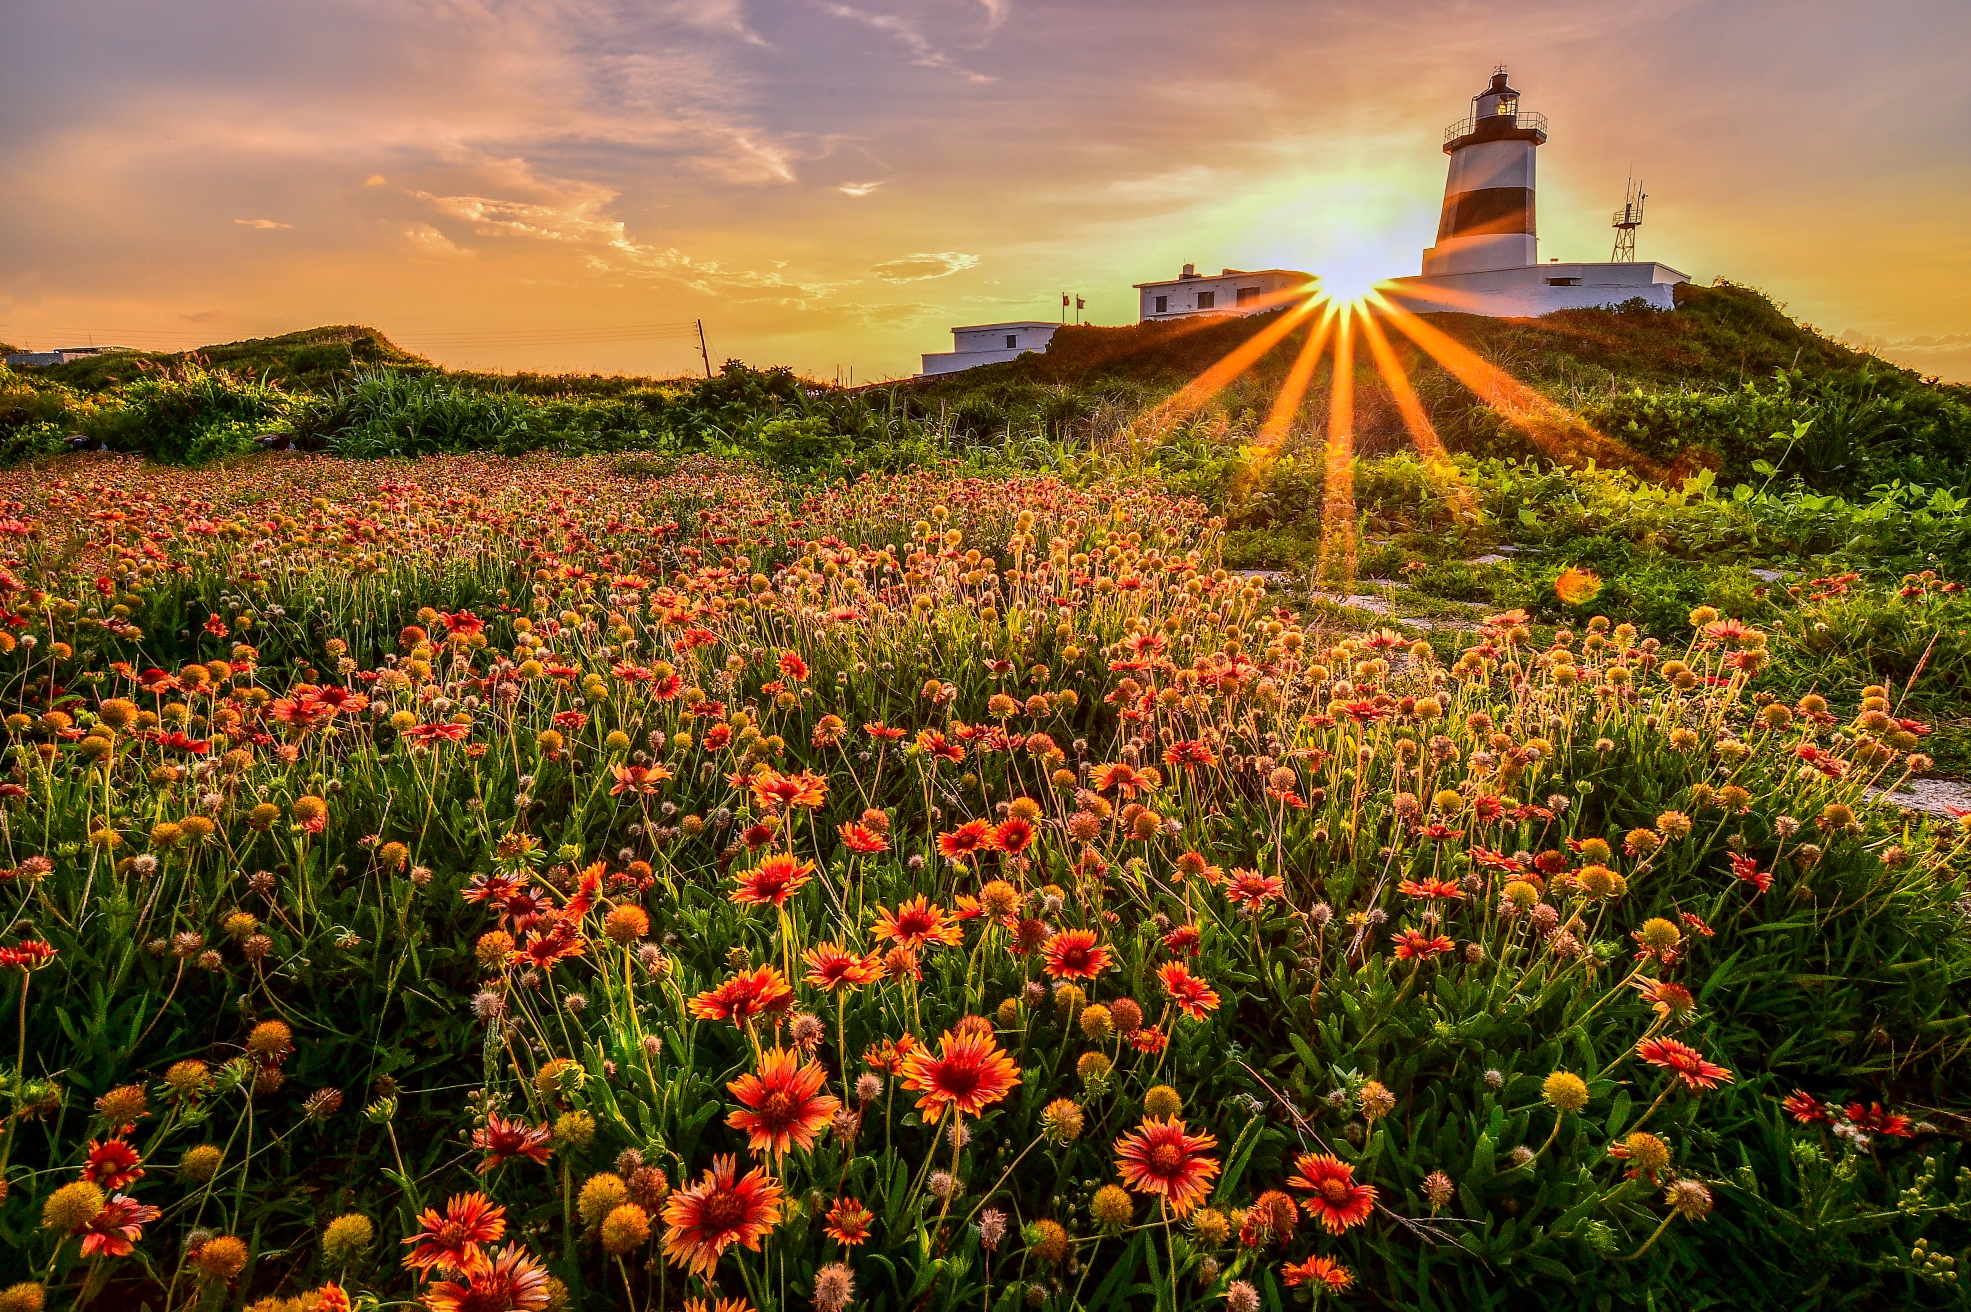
{"left": 233, "top": 218, "right": 291, "bottom": 230}
{"left": 413, "top": 160, "right": 843, "bottom": 303}
{"left": 871, "top": 251, "right": 979, "bottom": 282}
{"left": 837, "top": 180, "right": 886, "bottom": 197}
{"left": 814, "top": 3, "right": 993, "bottom": 83}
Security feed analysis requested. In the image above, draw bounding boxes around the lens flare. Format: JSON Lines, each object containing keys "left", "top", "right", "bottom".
{"left": 1554, "top": 567, "right": 1603, "bottom": 605}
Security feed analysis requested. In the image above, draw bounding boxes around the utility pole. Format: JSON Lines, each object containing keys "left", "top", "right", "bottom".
{"left": 695, "top": 319, "right": 713, "bottom": 378}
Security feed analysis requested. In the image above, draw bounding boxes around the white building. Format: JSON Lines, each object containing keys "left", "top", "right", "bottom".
{"left": 1383, "top": 69, "right": 1688, "bottom": 317}
{"left": 919, "top": 321, "right": 1061, "bottom": 376}
{"left": 1135, "top": 265, "right": 1311, "bottom": 322}
{"left": 1135, "top": 263, "right": 1316, "bottom": 319}
{"left": 3, "top": 345, "right": 133, "bottom": 368}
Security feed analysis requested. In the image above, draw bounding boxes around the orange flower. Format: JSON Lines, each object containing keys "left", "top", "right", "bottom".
{"left": 1161, "top": 740, "right": 1218, "bottom": 768}
{"left": 1287, "top": 1154, "right": 1377, "bottom": 1233}
{"left": 992, "top": 816, "right": 1036, "bottom": 855}
{"left": 750, "top": 769, "right": 827, "bottom": 812}
{"left": 1635, "top": 1037, "right": 1733, "bottom": 1091}
{"left": 1040, "top": 928, "right": 1110, "bottom": 980}
{"left": 802, "top": 944, "right": 884, "bottom": 991}
{"left": 837, "top": 822, "right": 889, "bottom": 854}
{"left": 1392, "top": 931, "right": 1455, "bottom": 961}
{"left": 690, "top": 966, "right": 794, "bottom": 1026}
{"left": 1156, "top": 961, "right": 1220, "bottom": 1021}
{"left": 900, "top": 1028, "right": 1021, "bottom": 1121}
{"left": 81, "top": 1137, "right": 144, "bottom": 1190}
{"left": 1396, "top": 878, "right": 1464, "bottom": 901}
{"left": 1113, "top": 1117, "right": 1220, "bottom": 1215}
{"left": 824, "top": 1196, "right": 874, "bottom": 1246}
{"left": 661, "top": 1154, "right": 784, "bottom": 1279}
{"left": 1282, "top": 1255, "right": 1353, "bottom": 1291}
{"left": 869, "top": 896, "right": 961, "bottom": 951}
{"left": 472, "top": 1115, "right": 553, "bottom": 1173}
{"left": 864, "top": 1033, "right": 920, "bottom": 1074}
{"left": 730, "top": 855, "right": 814, "bottom": 909}
{"left": 1090, "top": 762, "right": 1161, "bottom": 797}
{"left": 79, "top": 1195, "right": 159, "bottom": 1258}
{"left": 1224, "top": 869, "right": 1283, "bottom": 910}
{"left": 423, "top": 1244, "right": 551, "bottom": 1312}
{"left": 727, "top": 1048, "right": 842, "bottom": 1159}
{"left": 403, "top": 1192, "right": 508, "bottom": 1273}
{"left": 936, "top": 819, "right": 996, "bottom": 861}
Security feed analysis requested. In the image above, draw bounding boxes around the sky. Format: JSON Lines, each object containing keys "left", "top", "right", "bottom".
{"left": 3, "top": 0, "right": 1968, "bottom": 382}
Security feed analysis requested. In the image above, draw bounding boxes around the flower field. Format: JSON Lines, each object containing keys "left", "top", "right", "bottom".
{"left": 0, "top": 453, "right": 1966, "bottom": 1311}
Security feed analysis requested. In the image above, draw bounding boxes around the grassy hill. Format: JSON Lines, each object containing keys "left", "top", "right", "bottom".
{"left": 894, "top": 283, "right": 1971, "bottom": 485}
{"left": 32, "top": 324, "right": 433, "bottom": 391}
{"left": 3, "top": 283, "right": 1967, "bottom": 494}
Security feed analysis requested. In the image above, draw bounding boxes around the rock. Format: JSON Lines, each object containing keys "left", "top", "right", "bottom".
{"left": 1867, "top": 777, "right": 1971, "bottom": 819}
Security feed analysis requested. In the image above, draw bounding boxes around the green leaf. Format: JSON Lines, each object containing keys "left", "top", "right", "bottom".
{"left": 1606, "top": 1089, "right": 1632, "bottom": 1138}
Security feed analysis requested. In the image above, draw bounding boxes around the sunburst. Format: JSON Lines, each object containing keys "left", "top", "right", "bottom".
{"left": 1144, "top": 266, "right": 1649, "bottom": 584}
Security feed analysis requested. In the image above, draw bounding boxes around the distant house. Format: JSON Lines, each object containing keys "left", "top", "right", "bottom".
{"left": 1135, "top": 265, "right": 1311, "bottom": 322}
{"left": 3, "top": 345, "right": 134, "bottom": 368}
{"left": 919, "top": 321, "right": 1061, "bottom": 377}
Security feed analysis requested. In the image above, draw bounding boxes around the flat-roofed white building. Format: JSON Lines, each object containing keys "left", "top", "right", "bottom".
{"left": 1135, "top": 265, "right": 1310, "bottom": 322}
{"left": 919, "top": 321, "right": 1061, "bottom": 376}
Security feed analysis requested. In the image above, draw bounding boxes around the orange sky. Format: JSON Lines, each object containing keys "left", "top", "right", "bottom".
{"left": 3, "top": 1, "right": 1968, "bottom": 381}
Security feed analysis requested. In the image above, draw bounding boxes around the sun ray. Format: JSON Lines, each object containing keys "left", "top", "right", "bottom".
{"left": 1226, "top": 303, "right": 1339, "bottom": 505}
{"left": 1354, "top": 302, "right": 1476, "bottom": 520}
{"left": 1256, "top": 303, "right": 1338, "bottom": 452}
{"left": 1142, "top": 291, "right": 1320, "bottom": 434}
{"left": 1317, "top": 303, "right": 1358, "bottom": 585}
{"left": 1372, "top": 296, "right": 1662, "bottom": 478}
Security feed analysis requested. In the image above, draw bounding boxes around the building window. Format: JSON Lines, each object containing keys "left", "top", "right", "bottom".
{"left": 1196, "top": 291, "right": 1216, "bottom": 310}
{"left": 1236, "top": 286, "right": 1261, "bottom": 306}
{"left": 1545, "top": 277, "right": 1580, "bottom": 286}
{"left": 1006, "top": 335, "right": 1019, "bottom": 348}
{"left": 1154, "top": 295, "right": 1167, "bottom": 314}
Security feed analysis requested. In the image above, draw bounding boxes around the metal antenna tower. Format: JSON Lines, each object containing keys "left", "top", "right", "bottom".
{"left": 1611, "top": 176, "right": 1646, "bottom": 263}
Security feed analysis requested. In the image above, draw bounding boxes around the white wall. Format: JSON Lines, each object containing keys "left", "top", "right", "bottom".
{"left": 1138, "top": 270, "right": 1303, "bottom": 321}
{"left": 951, "top": 324, "right": 1059, "bottom": 353}
{"left": 921, "top": 346, "right": 1042, "bottom": 376}
{"left": 1443, "top": 138, "right": 1535, "bottom": 194}
{"left": 1386, "top": 262, "right": 1687, "bottom": 317}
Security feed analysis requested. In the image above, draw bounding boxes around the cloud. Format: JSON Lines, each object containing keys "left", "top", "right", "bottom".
{"left": 870, "top": 251, "right": 979, "bottom": 282}
{"left": 1840, "top": 329, "right": 1971, "bottom": 381}
{"left": 837, "top": 180, "right": 885, "bottom": 197}
{"left": 233, "top": 218, "right": 291, "bottom": 229}
{"left": 814, "top": 3, "right": 993, "bottom": 83}
{"left": 180, "top": 309, "right": 225, "bottom": 323}
{"left": 413, "top": 159, "right": 842, "bottom": 302}
{"left": 979, "top": 0, "right": 1010, "bottom": 30}
{"left": 405, "top": 222, "right": 472, "bottom": 256}
{"left": 364, "top": 174, "right": 388, "bottom": 187}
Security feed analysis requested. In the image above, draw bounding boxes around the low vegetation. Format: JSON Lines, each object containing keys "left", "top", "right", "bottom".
{"left": 0, "top": 287, "right": 1966, "bottom": 1311}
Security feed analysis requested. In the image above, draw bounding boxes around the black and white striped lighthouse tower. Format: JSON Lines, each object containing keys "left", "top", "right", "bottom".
{"left": 1420, "top": 68, "right": 1548, "bottom": 276}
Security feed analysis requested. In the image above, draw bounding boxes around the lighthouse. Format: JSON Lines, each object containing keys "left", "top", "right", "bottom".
{"left": 1387, "top": 67, "right": 1688, "bottom": 317}
{"left": 1420, "top": 68, "right": 1547, "bottom": 276}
